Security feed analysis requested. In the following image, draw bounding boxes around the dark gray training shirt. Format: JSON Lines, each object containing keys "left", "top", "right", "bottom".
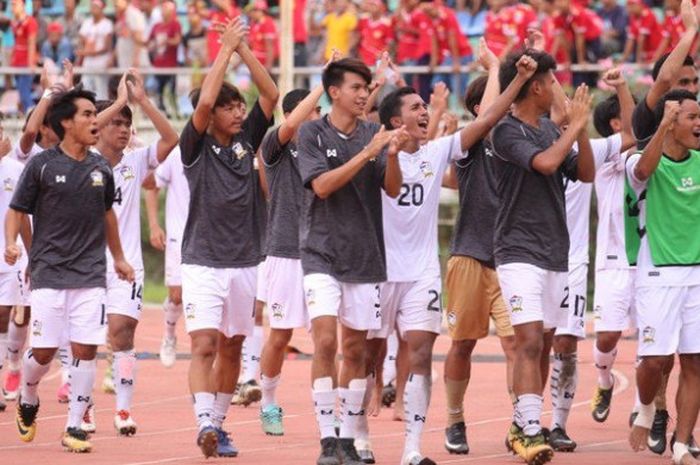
{"left": 261, "top": 127, "right": 303, "bottom": 259}
{"left": 10, "top": 147, "right": 115, "bottom": 290}
{"left": 179, "top": 101, "right": 273, "bottom": 268}
{"left": 450, "top": 139, "right": 500, "bottom": 268}
{"left": 491, "top": 114, "right": 578, "bottom": 272}
{"left": 297, "top": 116, "right": 386, "bottom": 283}
{"left": 631, "top": 97, "right": 657, "bottom": 150}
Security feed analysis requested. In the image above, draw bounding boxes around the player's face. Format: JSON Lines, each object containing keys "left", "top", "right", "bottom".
{"left": 628, "top": 3, "right": 641, "bottom": 15}
{"left": 672, "top": 66, "right": 700, "bottom": 96}
{"left": 65, "top": 98, "right": 99, "bottom": 146}
{"left": 101, "top": 115, "right": 132, "bottom": 151}
{"left": 331, "top": 72, "right": 370, "bottom": 117}
{"left": 399, "top": 93, "right": 429, "bottom": 141}
{"left": 671, "top": 99, "right": 700, "bottom": 149}
{"left": 212, "top": 100, "right": 247, "bottom": 136}
{"left": 11, "top": 0, "right": 24, "bottom": 17}
{"left": 532, "top": 72, "right": 555, "bottom": 113}
{"left": 553, "top": 0, "right": 569, "bottom": 13}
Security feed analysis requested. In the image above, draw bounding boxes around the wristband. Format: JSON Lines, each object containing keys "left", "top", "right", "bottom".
{"left": 42, "top": 89, "right": 54, "bottom": 100}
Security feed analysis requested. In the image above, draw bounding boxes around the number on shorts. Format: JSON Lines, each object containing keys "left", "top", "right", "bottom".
{"left": 398, "top": 183, "right": 424, "bottom": 207}
{"left": 573, "top": 295, "right": 586, "bottom": 317}
{"left": 560, "top": 286, "right": 569, "bottom": 309}
{"left": 131, "top": 282, "right": 143, "bottom": 301}
{"left": 427, "top": 290, "right": 440, "bottom": 312}
{"left": 100, "top": 304, "right": 106, "bottom": 325}
{"left": 374, "top": 284, "right": 381, "bottom": 309}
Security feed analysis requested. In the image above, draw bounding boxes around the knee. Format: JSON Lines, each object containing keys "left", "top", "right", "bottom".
{"left": 553, "top": 335, "right": 577, "bottom": 354}
{"left": 409, "top": 345, "right": 433, "bottom": 370}
{"left": 595, "top": 333, "right": 619, "bottom": 353}
{"left": 268, "top": 330, "right": 292, "bottom": 352}
{"left": 31, "top": 349, "right": 55, "bottom": 365}
{"left": 341, "top": 338, "right": 366, "bottom": 366}
{"left": 641, "top": 356, "right": 669, "bottom": 374}
{"left": 71, "top": 345, "right": 97, "bottom": 361}
{"left": 519, "top": 337, "right": 544, "bottom": 361}
{"left": 169, "top": 288, "right": 183, "bottom": 306}
{"left": 314, "top": 333, "right": 338, "bottom": 359}
{"left": 218, "top": 335, "right": 244, "bottom": 361}
{"left": 680, "top": 354, "right": 700, "bottom": 378}
{"left": 450, "top": 340, "right": 476, "bottom": 360}
{"left": 191, "top": 333, "right": 218, "bottom": 359}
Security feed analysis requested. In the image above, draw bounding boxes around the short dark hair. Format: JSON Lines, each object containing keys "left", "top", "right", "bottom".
{"left": 190, "top": 81, "right": 245, "bottom": 109}
{"left": 47, "top": 87, "right": 96, "bottom": 140}
{"left": 322, "top": 58, "right": 372, "bottom": 100}
{"left": 654, "top": 89, "right": 698, "bottom": 125}
{"left": 652, "top": 54, "right": 695, "bottom": 81}
{"left": 464, "top": 75, "right": 489, "bottom": 117}
{"left": 378, "top": 86, "right": 418, "bottom": 129}
{"left": 499, "top": 49, "right": 556, "bottom": 102}
{"left": 22, "top": 108, "right": 47, "bottom": 144}
{"left": 95, "top": 99, "right": 133, "bottom": 123}
{"left": 593, "top": 95, "right": 621, "bottom": 137}
{"left": 282, "top": 89, "right": 310, "bottom": 114}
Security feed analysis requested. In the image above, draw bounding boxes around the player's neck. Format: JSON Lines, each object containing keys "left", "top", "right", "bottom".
{"left": 512, "top": 102, "right": 542, "bottom": 128}
{"left": 405, "top": 138, "right": 421, "bottom": 153}
{"left": 59, "top": 138, "right": 89, "bottom": 161}
{"left": 328, "top": 108, "right": 359, "bottom": 135}
{"left": 95, "top": 141, "right": 124, "bottom": 167}
{"left": 663, "top": 137, "right": 691, "bottom": 161}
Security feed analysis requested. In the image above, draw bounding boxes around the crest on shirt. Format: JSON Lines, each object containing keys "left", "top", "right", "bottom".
{"left": 642, "top": 326, "right": 655, "bottom": 344}
{"left": 90, "top": 170, "right": 104, "bottom": 187}
{"left": 447, "top": 311, "right": 457, "bottom": 328}
{"left": 271, "top": 303, "right": 284, "bottom": 321}
{"left": 119, "top": 165, "right": 135, "bottom": 181}
{"left": 509, "top": 295, "right": 523, "bottom": 312}
{"left": 419, "top": 160, "right": 434, "bottom": 178}
{"left": 185, "top": 303, "right": 196, "bottom": 320}
{"left": 3, "top": 177, "right": 15, "bottom": 191}
{"left": 233, "top": 142, "right": 248, "bottom": 160}
{"left": 32, "top": 320, "right": 42, "bottom": 337}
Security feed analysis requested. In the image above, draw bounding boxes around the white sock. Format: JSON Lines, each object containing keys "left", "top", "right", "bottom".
{"left": 113, "top": 350, "right": 137, "bottom": 411}
{"left": 633, "top": 389, "right": 641, "bottom": 412}
{"left": 356, "top": 372, "right": 375, "bottom": 442}
{"left": 58, "top": 344, "right": 71, "bottom": 384}
{"left": 193, "top": 392, "right": 216, "bottom": 430}
{"left": 242, "top": 326, "right": 263, "bottom": 382}
{"left": 383, "top": 332, "right": 398, "bottom": 385}
{"left": 593, "top": 346, "right": 616, "bottom": 390}
{"left": 212, "top": 391, "right": 234, "bottom": 428}
{"left": 261, "top": 373, "right": 280, "bottom": 409}
{"left": 339, "top": 378, "right": 367, "bottom": 439}
{"left": 404, "top": 373, "right": 431, "bottom": 455}
{"left": 66, "top": 358, "right": 96, "bottom": 429}
{"left": 312, "top": 377, "right": 337, "bottom": 439}
{"left": 550, "top": 352, "right": 578, "bottom": 430}
{"left": 163, "top": 299, "right": 182, "bottom": 340}
{"left": 0, "top": 332, "right": 8, "bottom": 375}
{"left": 7, "top": 321, "right": 28, "bottom": 368}
{"left": 20, "top": 349, "right": 51, "bottom": 405}
{"left": 515, "top": 393, "right": 543, "bottom": 436}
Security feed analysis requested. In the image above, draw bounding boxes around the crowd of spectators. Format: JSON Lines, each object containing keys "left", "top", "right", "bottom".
{"left": 0, "top": 0, "right": 693, "bottom": 116}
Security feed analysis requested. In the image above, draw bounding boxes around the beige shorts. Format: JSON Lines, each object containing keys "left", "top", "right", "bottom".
{"left": 445, "top": 256, "right": 513, "bottom": 340}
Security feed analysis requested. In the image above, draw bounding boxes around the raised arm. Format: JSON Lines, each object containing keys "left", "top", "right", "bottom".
{"left": 19, "top": 68, "right": 53, "bottom": 155}
{"left": 634, "top": 100, "right": 679, "bottom": 181}
{"left": 426, "top": 83, "right": 449, "bottom": 141}
{"left": 236, "top": 41, "right": 280, "bottom": 119}
{"left": 602, "top": 68, "right": 636, "bottom": 151}
{"left": 475, "top": 38, "right": 501, "bottom": 115}
{"left": 279, "top": 85, "right": 325, "bottom": 145}
{"left": 96, "top": 73, "right": 129, "bottom": 130}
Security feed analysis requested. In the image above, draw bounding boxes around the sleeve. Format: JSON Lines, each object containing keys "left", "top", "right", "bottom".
{"left": 103, "top": 164, "right": 115, "bottom": 211}
{"left": 242, "top": 100, "right": 275, "bottom": 153}
{"left": 590, "top": 134, "right": 622, "bottom": 170}
{"left": 639, "top": 13, "right": 653, "bottom": 35}
{"left": 625, "top": 152, "right": 647, "bottom": 194}
{"left": 179, "top": 119, "right": 205, "bottom": 168}
{"left": 347, "top": 13, "right": 358, "bottom": 31}
{"left": 297, "top": 122, "right": 329, "bottom": 188}
{"left": 632, "top": 97, "right": 657, "bottom": 145}
{"left": 260, "top": 127, "right": 285, "bottom": 167}
{"left": 491, "top": 120, "right": 540, "bottom": 171}
{"left": 154, "top": 156, "right": 171, "bottom": 188}
{"left": 441, "top": 132, "right": 466, "bottom": 161}
{"left": 28, "top": 17, "right": 38, "bottom": 35}
{"left": 135, "top": 143, "right": 160, "bottom": 181}
{"left": 9, "top": 158, "right": 41, "bottom": 214}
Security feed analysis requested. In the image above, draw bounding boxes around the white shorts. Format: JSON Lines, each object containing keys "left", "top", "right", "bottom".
{"left": 29, "top": 287, "right": 106, "bottom": 347}
{"left": 369, "top": 276, "right": 443, "bottom": 339}
{"left": 0, "top": 271, "right": 22, "bottom": 306}
{"left": 303, "top": 273, "right": 381, "bottom": 331}
{"left": 636, "top": 284, "right": 700, "bottom": 356}
{"left": 262, "top": 256, "right": 308, "bottom": 330}
{"left": 256, "top": 258, "right": 267, "bottom": 303}
{"left": 555, "top": 263, "right": 588, "bottom": 339}
{"left": 164, "top": 237, "right": 183, "bottom": 287}
{"left": 182, "top": 264, "right": 256, "bottom": 338}
{"left": 593, "top": 268, "right": 636, "bottom": 332}
{"left": 105, "top": 270, "right": 145, "bottom": 320}
{"left": 497, "top": 263, "right": 568, "bottom": 330}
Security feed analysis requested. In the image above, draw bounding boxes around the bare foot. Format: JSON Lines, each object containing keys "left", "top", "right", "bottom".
{"left": 392, "top": 403, "right": 405, "bottom": 421}
{"left": 629, "top": 425, "right": 650, "bottom": 452}
{"left": 367, "top": 390, "right": 382, "bottom": 417}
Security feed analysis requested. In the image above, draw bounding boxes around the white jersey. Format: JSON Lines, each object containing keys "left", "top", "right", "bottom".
{"left": 154, "top": 146, "right": 189, "bottom": 241}
{"left": 0, "top": 156, "right": 27, "bottom": 273}
{"left": 103, "top": 143, "right": 159, "bottom": 270}
{"left": 12, "top": 142, "right": 44, "bottom": 164}
{"left": 594, "top": 147, "right": 631, "bottom": 271}
{"left": 566, "top": 134, "right": 622, "bottom": 266}
{"left": 382, "top": 132, "right": 466, "bottom": 282}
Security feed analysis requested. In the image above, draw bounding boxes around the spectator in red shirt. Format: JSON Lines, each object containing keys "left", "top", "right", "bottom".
{"left": 412, "top": 0, "right": 438, "bottom": 100}
{"left": 246, "top": 0, "right": 279, "bottom": 70}
{"left": 149, "top": 1, "right": 182, "bottom": 115}
{"left": 355, "top": 0, "right": 394, "bottom": 66}
{"left": 620, "top": 0, "right": 663, "bottom": 64}
{"left": 293, "top": 0, "right": 308, "bottom": 67}
{"left": 206, "top": 0, "right": 240, "bottom": 65}
{"left": 657, "top": 0, "right": 697, "bottom": 60}
{"left": 551, "top": 0, "right": 603, "bottom": 85}
{"left": 11, "top": 0, "right": 38, "bottom": 113}
{"left": 392, "top": 0, "right": 426, "bottom": 93}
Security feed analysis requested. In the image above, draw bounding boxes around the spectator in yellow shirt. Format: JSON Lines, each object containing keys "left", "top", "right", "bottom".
{"left": 321, "top": 0, "right": 358, "bottom": 59}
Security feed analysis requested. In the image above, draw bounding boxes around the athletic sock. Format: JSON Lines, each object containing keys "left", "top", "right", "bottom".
{"left": 20, "top": 349, "right": 51, "bottom": 405}
{"left": 383, "top": 332, "right": 398, "bottom": 385}
{"left": 113, "top": 350, "right": 137, "bottom": 411}
{"left": 193, "top": 392, "right": 216, "bottom": 430}
{"left": 550, "top": 352, "right": 578, "bottom": 430}
{"left": 163, "top": 299, "right": 182, "bottom": 340}
{"left": 66, "top": 358, "right": 96, "bottom": 429}
{"left": 58, "top": 344, "right": 71, "bottom": 385}
{"left": 404, "top": 373, "right": 431, "bottom": 455}
{"left": 212, "top": 391, "right": 234, "bottom": 428}
{"left": 515, "top": 393, "right": 543, "bottom": 436}
{"left": 7, "top": 321, "right": 28, "bottom": 369}
{"left": 0, "top": 332, "right": 8, "bottom": 376}
{"left": 242, "top": 326, "right": 263, "bottom": 382}
{"left": 312, "top": 377, "right": 337, "bottom": 439}
{"left": 261, "top": 373, "right": 280, "bottom": 409}
{"left": 593, "top": 346, "right": 616, "bottom": 390}
{"left": 445, "top": 377, "right": 469, "bottom": 426}
{"left": 339, "top": 378, "right": 367, "bottom": 439}
{"left": 355, "top": 372, "right": 375, "bottom": 442}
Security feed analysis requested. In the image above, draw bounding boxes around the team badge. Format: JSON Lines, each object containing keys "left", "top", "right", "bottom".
{"left": 271, "top": 303, "right": 284, "bottom": 321}
{"left": 306, "top": 289, "right": 316, "bottom": 307}
{"left": 119, "top": 165, "right": 135, "bottom": 180}
{"left": 447, "top": 311, "right": 457, "bottom": 328}
{"left": 185, "top": 303, "right": 196, "bottom": 320}
{"left": 642, "top": 326, "right": 655, "bottom": 343}
{"left": 509, "top": 296, "right": 523, "bottom": 312}
{"left": 3, "top": 177, "right": 14, "bottom": 191}
{"left": 419, "top": 160, "right": 434, "bottom": 177}
{"left": 233, "top": 142, "right": 248, "bottom": 160}
{"left": 32, "top": 320, "right": 42, "bottom": 337}
{"left": 90, "top": 170, "right": 104, "bottom": 187}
